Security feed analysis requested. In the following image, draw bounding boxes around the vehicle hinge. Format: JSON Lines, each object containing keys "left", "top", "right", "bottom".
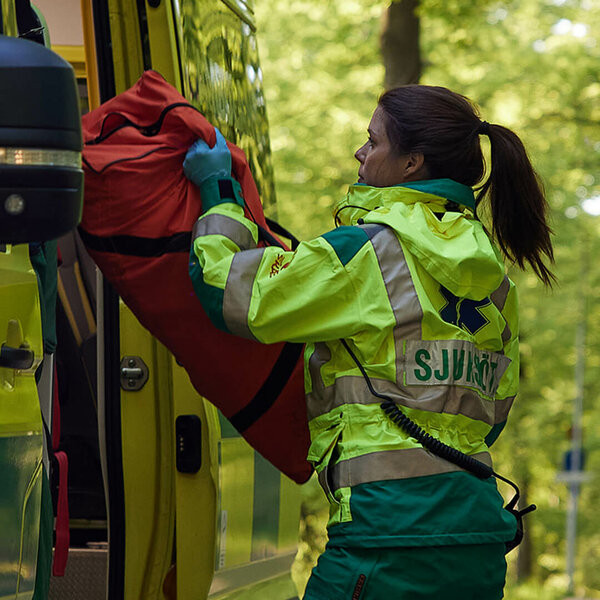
{"left": 120, "top": 356, "right": 149, "bottom": 391}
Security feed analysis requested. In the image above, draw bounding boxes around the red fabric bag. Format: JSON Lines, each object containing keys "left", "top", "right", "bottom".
{"left": 80, "top": 71, "right": 311, "bottom": 483}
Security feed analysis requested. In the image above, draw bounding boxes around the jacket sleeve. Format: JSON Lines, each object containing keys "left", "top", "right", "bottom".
{"left": 189, "top": 203, "right": 391, "bottom": 344}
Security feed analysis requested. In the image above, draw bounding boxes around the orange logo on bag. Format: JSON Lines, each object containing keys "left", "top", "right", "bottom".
{"left": 269, "top": 253, "right": 291, "bottom": 277}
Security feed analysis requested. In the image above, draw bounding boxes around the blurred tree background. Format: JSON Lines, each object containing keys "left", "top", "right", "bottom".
{"left": 255, "top": 0, "right": 600, "bottom": 598}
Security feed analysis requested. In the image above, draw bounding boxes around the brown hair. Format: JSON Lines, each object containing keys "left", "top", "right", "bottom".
{"left": 378, "top": 85, "right": 555, "bottom": 286}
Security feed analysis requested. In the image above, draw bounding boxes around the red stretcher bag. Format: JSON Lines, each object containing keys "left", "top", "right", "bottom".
{"left": 80, "top": 70, "right": 311, "bottom": 483}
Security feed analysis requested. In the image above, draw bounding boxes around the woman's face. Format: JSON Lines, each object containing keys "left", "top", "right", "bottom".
{"left": 354, "top": 105, "right": 414, "bottom": 187}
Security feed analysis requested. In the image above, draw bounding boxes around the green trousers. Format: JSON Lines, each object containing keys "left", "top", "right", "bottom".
{"left": 303, "top": 543, "right": 507, "bottom": 600}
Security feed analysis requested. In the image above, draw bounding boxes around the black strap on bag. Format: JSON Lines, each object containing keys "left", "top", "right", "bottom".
{"left": 263, "top": 217, "right": 301, "bottom": 250}
{"left": 226, "top": 217, "right": 302, "bottom": 432}
{"left": 340, "top": 338, "right": 535, "bottom": 554}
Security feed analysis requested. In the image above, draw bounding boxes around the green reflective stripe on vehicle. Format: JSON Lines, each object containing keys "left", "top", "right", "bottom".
{"left": 277, "top": 473, "right": 303, "bottom": 550}
{"left": 321, "top": 226, "right": 370, "bottom": 266}
{"left": 0, "top": 435, "right": 43, "bottom": 593}
{"left": 398, "top": 178, "right": 476, "bottom": 210}
{"left": 251, "top": 452, "right": 281, "bottom": 560}
{"left": 192, "top": 213, "right": 257, "bottom": 251}
{"left": 328, "top": 447, "right": 492, "bottom": 491}
{"left": 218, "top": 411, "right": 241, "bottom": 438}
{"left": 222, "top": 248, "right": 265, "bottom": 340}
{"left": 189, "top": 249, "right": 230, "bottom": 333}
{"left": 405, "top": 339, "right": 511, "bottom": 398}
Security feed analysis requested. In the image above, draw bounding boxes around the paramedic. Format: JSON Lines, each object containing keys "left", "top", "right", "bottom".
{"left": 183, "top": 84, "right": 554, "bottom": 599}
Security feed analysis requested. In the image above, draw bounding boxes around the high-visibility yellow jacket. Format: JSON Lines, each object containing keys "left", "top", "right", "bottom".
{"left": 190, "top": 178, "right": 518, "bottom": 547}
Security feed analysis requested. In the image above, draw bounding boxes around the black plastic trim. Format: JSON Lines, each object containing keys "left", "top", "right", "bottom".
{"left": 91, "top": 1, "right": 124, "bottom": 598}
{"left": 0, "top": 344, "right": 34, "bottom": 369}
{"left": 135, "top": 0, "right": 153, "bottom": 70}
{"left": 102, "top": 277, "right": 126, "bottom": 600}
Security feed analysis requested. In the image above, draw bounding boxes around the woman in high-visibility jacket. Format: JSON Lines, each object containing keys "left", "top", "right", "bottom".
{"left": 183, "top": 85, "right": 554, "bottom": 600}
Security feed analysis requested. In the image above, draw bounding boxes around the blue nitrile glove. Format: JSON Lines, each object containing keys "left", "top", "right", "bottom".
{"left": 183, "top": 128, "right": 244, "bottom": 211}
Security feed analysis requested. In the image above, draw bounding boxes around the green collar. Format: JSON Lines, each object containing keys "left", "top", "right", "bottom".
{"left": 396, "top": 179, "right": 476, "bottom": 210}
{"left": 333, "top": 179, "right": 476, "bottom": 227}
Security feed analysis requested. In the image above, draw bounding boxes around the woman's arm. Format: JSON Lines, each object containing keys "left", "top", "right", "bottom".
{"left": 190, "top": 201, "right": 391, "bottom": 344}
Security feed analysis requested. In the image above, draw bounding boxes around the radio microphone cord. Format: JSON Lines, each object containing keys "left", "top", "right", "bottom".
{"left": 340, "top": 338, "right": 536, "bottom": 553}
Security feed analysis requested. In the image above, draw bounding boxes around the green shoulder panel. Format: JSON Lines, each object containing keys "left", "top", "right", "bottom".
{"left": 321, "top": 226, "right": 370, "bottom": 267}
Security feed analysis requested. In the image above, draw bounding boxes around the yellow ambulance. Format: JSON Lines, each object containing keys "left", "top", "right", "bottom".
{"left": 0, "top": 1, "right": 302, "bottom": 598}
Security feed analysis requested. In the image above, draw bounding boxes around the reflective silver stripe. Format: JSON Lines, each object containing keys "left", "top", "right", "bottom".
{"left": 306, "top": 374, "right": 365, "bottom": 421}
{"left": 494, "top": 395, "right": 515, "bottom": 424}
{"left": 0, "top": 147, "right": 81, "bottom": 167}
{"left": 192, "top": 213, "right": 256, "bottom": 250}
{"left": 222, "top": 248, "right": 265, "bottom": 340}
{"left": 490, "top": 275, "right": 510, "bottom": 311}
{"left": 404, "top": 339, "right": 510, "bottom": 398}
{"left": 328, "top": 448, "right": 493, "bottom": 490}
{"left": 359, "top": 223, "right": 385, "bottom": 240}
{"left": 306, "top": 374, "right": 498, "bottom": 425}
{"left": 367, "top": 227, "right": 423, "bottom": 384}
{"left": 490, "top": 276, "right": 512, "bottom": 343}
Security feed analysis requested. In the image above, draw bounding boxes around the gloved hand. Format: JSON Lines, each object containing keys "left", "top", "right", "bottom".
{"left": 183, "top": 128, "right": 232, "bottom": 187}
{"left": 183, "top": 127, "right": 245, "bottom": 211}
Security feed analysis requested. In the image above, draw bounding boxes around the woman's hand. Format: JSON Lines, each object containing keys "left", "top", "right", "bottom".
{"left": 183, "top": 127, "right": 232, "bottom": 187}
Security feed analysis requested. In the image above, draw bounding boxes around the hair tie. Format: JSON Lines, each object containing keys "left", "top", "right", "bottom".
{"left": 478, "top": 121, "right": 491, "bottom": 136}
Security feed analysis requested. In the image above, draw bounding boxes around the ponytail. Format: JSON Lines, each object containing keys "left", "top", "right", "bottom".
{"left": 476, "top": 124, "right": 555, "bottom": 286}
{"left": 378, "top": 85, "right": 555, "bottom": 286}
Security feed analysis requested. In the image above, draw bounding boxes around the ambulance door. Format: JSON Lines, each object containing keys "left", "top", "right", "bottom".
{"left": 0, "top": 245, "right": 44, "bottom": 600}
{"left": 44, "top": 0, "right": 301, "bottom": 598}
{"left": 167, "top": 3, "right": 301, "bottom": 597}
{"left": 102, "top": 1, "right": 302, "bottom": 597}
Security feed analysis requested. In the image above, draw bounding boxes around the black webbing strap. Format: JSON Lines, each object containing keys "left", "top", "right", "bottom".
{"left": 228, "top": 340, "right": 303, "bottom": 433}
{"left": 78, "top": 227, "right": 191, "bottom": 257}
{"left": 264, "top": 217, "right": 300, "bottom": 250}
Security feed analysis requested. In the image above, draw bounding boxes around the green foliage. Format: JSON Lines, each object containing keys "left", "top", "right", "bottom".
{"left": 255, "top": 0, "right": 387, "bottom": 240}
{"left": 289, "top": 475, "right": 328, "bottom": 596}
{"left": 420, "top": 2, "right": 599, "bottom": 596}
{"left": 256, "top": 0, "right": 600, "bottom": 595}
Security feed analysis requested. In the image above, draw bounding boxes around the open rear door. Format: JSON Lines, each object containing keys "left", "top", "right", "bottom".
{"left": 36, "top": 1, "right": 302, "bottom": 599}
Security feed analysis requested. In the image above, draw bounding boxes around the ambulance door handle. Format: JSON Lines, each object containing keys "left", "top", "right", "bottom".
{"left": 0, "top": 344, "right": 35, "bottom": 369}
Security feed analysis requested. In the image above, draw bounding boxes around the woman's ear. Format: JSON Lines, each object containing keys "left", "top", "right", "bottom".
{"left": 404, "top": 152, "right": 427, "bottom": 180}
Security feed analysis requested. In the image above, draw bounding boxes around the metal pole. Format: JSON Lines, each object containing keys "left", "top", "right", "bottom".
{"left": 566, "top": 231, "right": 588, "bottom": 596}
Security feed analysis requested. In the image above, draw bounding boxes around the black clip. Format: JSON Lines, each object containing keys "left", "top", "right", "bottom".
{"left": 504, "top": 492, "right": 536, "bottom": 553}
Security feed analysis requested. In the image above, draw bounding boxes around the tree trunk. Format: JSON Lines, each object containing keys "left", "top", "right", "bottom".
{"left": 380, "top": 0, "right": 421, "bottom": 89}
